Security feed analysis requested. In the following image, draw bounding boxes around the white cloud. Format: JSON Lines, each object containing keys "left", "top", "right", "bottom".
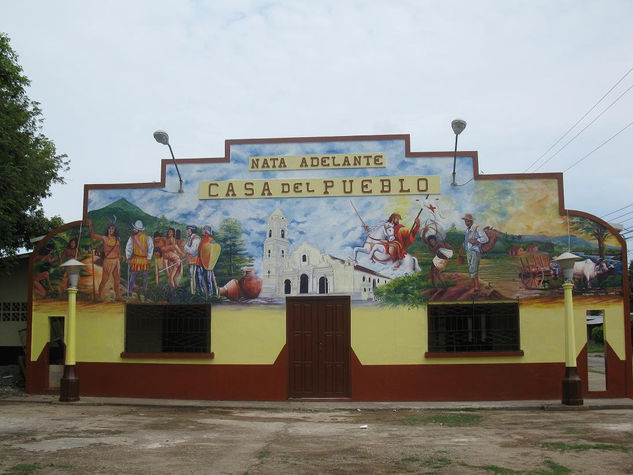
{"left": 3, "top": 0, "right": 632, "bottom": 258}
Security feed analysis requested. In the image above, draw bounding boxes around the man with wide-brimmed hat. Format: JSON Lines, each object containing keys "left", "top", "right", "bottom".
{"left": 125, "top": 220, "right": 154, "bottom": 298}
{"left": 462, "top": 213, "right": 488, "bottom": 291}
{"left": 197, "top": 225, "right": 220, "bottom": 297}
{"left": 183, "top": 224, "right": 201, "bottom": 295}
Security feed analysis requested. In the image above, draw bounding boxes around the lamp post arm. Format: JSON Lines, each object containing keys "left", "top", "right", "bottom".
{"left": 167, "top": 143, "right": 184, "bottom": 193}
{"left": 451, "top": 134, "right": 459, "bottom": 186}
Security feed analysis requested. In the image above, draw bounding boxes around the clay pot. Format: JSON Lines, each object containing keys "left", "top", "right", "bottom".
{"left": 219, "top": 279, "right": 242, "bottom": 301}
{"left": 238, "top": 267, "right": 262, "bottom": 299}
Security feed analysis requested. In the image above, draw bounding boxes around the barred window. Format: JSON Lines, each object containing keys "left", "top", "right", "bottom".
{"left": 125, "top": 304, "right": 211, "bottom": 354}
{"left": 1, "top": 302, "right": 27, "bottom": 322}
{"left": 428, "top": 303, "right": 520, "bottom": 353}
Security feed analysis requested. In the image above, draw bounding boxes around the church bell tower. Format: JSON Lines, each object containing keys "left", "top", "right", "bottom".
{"left": 261, "top": 206, "right": 290, "bottom": 296}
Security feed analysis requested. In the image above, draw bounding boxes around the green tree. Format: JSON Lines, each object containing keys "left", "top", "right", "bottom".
{"left": 0, "top": 33, "right": 67, "bottom": 267}
{"left": 568, "top": 216, "right": 609, "bottom": 258}
{"left": 214, "top": 218, "right": 253, "bottom": 284}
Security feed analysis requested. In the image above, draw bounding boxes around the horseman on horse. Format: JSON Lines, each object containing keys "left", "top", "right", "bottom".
{"left": 385, "top": 212, "right": 420, "bottom": 269}
{"left": 351, "top": 202, "right": 421, "bottom": 272}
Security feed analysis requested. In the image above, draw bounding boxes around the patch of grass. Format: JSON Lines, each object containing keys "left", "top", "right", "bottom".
{"left": 395, "top": 448, "right": 454, "bottom": 468}
{"left": 5, "top": 463, "right": 40, "bottom": 474}
{"left": 47, "top": 463, "right": 74, "bottom": 470}
{"left": 483, "top": 465, "right": 520, "bottom": 474}
{"left": 542, "top": 441, "right": 632, "bottom": 452}
{"left": 427, "top": 412, "right": 483, "bottom": 427}
{"left": 256, "top": 450, "right": 270, "bottom": 459}
{"left": 484, "top": 459, "right": 571, "bottom": 475}
{"left": 397, "top": 411, "right": 482, "bottom": 427}
{"left": 396, "top": 453, "right": 452, "bottom": 470}
{"left": 541, "top": 459, "right": 572, "bottom": 474}
{"left": 423, "top": 454, "right": 452, "bottom": 469}
{"left": 563, "top": 428, "right": 585, "bottom": 435}
{"left": 587, "top": 341, "right": 604, "bottom": 354}
{"left": 398, "top": 414, "right": 427, "bottom": 426}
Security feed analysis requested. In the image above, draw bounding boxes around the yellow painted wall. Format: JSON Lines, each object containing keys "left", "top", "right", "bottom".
{"left": 575, "top": 297, "right": 626, "bottom": 360}
{"left": 351, "top": 306, "right": 426, "bottom": 364}
{"left": 351, "top": 296, "right": 626, "bottom": 365}
{"left": 520, "top": 299, "right": 565, "bottom": 363}
{"left": 31, "top": 295, "right": 626, "bottom": 366}
{"left": 31, "top": 301, "right": 286, "bottom": 365}
{"left": 31, "top": 307, "right": 65, "bottom": 361}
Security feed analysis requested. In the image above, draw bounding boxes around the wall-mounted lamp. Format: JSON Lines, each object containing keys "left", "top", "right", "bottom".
{"left": 153, "top": 130, "right": 184, "bottom": 193}
{"left": 451, "top": 119, "right": 467, "bottom": 186}
{"left": 553, "top": 251, "right": 583, "bottom": 406}
{"left": 59, "top": 258, "right": 85, "bottom": 402}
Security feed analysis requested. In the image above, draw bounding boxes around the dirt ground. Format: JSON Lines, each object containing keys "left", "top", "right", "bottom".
{"left": 1, "top": 401, "right": 632, "bottom": 474}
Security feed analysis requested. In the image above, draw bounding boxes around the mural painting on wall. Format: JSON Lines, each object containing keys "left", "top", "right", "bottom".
{"left": 32, "top": 140, "right": 623, "bottom": 308}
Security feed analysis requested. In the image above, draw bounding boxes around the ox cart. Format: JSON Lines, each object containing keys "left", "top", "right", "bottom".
{"left": 518, "top": 254, "right": 559, "bottom": 289}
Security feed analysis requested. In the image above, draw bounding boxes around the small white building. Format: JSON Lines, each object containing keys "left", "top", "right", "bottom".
{"left": 0, "top": 253, "right": 29, "bottom": 365}
{"left": 261, "top": 207, "right": 391, "bottom": 300}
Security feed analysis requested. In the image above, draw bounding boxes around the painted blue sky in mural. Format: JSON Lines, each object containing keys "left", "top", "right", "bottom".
{"left": 88, "top": 138, "right": 485, "bottom": 277}
{"left": 87, "top": 135, "right": 622, "bottom": 286}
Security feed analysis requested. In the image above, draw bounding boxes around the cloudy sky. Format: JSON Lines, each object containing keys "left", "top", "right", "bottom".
{"left": 4, "top": 1, "right": 633, "bottom": 241}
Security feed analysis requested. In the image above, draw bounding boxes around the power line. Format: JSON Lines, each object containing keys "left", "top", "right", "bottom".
{"left": 525, "top": 65, "right": 633, "bottom": 172}
{"left": 611, "top": 218, "right": 633, "bottom": 228}
{"left": 609, "top": 210, "right": 633, "bottom": 222}
{"left": 602, "top": 203, "right": 633, "bottom": 218}
{"left": 535, "top": 84, "right": 633, "bottom": 171}
{"left": 562, "top": 120, "right": 633, "bottom": 173}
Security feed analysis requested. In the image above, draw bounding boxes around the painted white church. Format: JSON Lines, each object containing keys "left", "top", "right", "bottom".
{"left": 260, "top": 207, "right": 391, "bottom": 300}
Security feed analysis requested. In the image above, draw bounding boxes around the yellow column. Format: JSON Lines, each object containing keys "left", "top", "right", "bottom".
{"left": 561, "top": 281, "right": 582, "bottom": 405}
{"left": 60, "top": 287, "right": 79, "bottom": 402}
{"left": 563, "top": 282, "right": 576, "bottom": 368}
{"left": 65, "top": 288, "right": 77, "bottom": 366}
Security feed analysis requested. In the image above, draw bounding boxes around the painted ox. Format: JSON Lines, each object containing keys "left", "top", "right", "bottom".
{"left": 572, "top": 258, "right": 614, "bottom": 289}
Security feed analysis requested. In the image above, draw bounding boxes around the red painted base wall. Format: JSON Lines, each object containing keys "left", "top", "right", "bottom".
{"left": 350, "top": 352, "right": 563, "bottom": 401}
{"left": 26, "top": 345, "right": 630, "bottom": 401}
{"left": 27, "top": 346, "right": 289, "bottom": 401}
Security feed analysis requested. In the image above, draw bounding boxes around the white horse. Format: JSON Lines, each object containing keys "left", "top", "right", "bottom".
{"left": 353, "top": 222, "right": 394, "bottom": 263}
{"left": 353, "top": 223, "right": 421, "bottom": 275}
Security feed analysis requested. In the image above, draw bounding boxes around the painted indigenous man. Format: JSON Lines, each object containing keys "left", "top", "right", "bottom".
{"left": 89, "top": 219, "right": 122, "bottom": 300}
{"left": 163, "top": 228, "right": 185, "bottom": 289}
{"left": 60, "top": 238, "right": 79, "bottom": 263}
{"left": 125, "top": 220, "right": 154, "bottom": 298}
{"left": 183, "top": 225, "right": 201, "bottom": 295}
{"left": 32, "top": 245, "right": 56, "bottom": 297}
{"left": 420, "top": 224, "right": 454, "bottom": 289}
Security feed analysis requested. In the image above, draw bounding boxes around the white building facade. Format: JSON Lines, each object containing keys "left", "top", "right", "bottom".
{"left": 261, "top": 207, "right": 391, "bottom": 300}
